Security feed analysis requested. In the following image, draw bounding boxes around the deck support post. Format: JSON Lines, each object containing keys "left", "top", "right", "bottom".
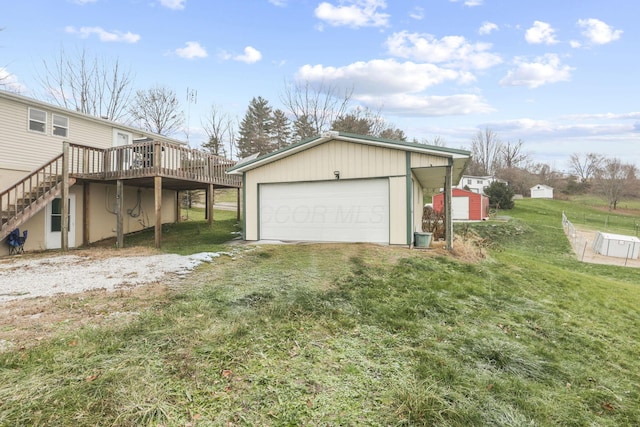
{"left": 155, "top": 176, "right": 162, "bottom": 248}
{"left": 444, "top": 162, "right": 453, "bottom": 251}
{"left": 116, "top": 180, "right": 124, "bottom": 248}
{"left": 83, "top": 182, "right": 90, "bottom": 246}
{"left": 207, "top": 184, "right": 214, "bottom": 227}
{"left": 61, "top": 141, "right": 69, "bottom": 252}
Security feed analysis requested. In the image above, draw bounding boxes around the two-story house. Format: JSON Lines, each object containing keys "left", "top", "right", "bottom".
{"left": 0, "top": 90, "right": 240, "bottom": 255}
{"left": 456, "top": 175, "right": 507, "bottom": 195}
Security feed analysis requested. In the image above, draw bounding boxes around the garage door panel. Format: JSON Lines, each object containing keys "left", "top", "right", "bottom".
{"left": 260, "top": 179, "right": 389, "bottom": 243}
{"left": 452, "top": 196, "right": 470, "bottom": 220}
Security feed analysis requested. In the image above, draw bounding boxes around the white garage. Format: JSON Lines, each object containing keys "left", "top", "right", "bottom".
{"left": 260, "top": 179, "right": 389, "bottom": 243}
{"left": 228, "top": 132, "right": 470, "bottom": 247}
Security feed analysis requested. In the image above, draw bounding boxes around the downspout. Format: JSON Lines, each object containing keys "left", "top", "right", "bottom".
{"left": 242, "top": 173, "right": 247, "bottom": 240}
{"left": 406, "top": 152, "right": 413, "bottom": 247}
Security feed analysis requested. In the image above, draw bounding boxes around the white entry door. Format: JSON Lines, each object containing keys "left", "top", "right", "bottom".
{"left": 259, "top": 179, "right": 389, "bottom": 243}
{"left": 46, "top": 194, "right": 76, "bottom": 249}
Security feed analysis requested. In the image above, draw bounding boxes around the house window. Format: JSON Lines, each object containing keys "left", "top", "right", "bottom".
{"left": 477, "top": 180, "right": 483, "bottom": 184}
{"left": 28, "top": 108, "right": 47, "bottom": 133}
{"left": 52, "top": 114, "right": 69, "bottom": 137}
{"left": 466, "top": 179, "right": 472, "bottom": 185}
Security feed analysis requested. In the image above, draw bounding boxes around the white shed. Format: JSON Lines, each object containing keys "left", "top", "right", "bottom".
{"left": 592, "top": 232, "right": 640, "bottom": 259}
{"left": 530, "top": 184, "right": 554, "bottom": 199}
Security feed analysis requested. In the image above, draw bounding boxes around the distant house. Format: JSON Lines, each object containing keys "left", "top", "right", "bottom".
{"left": 457, "top": 175, "right": 507, "bottom": 195}
{"left": 432, "top": 188, "right": 490, "bottom": 221}
{"left": 530, "top": 184, "right": 554, "bottom": 199}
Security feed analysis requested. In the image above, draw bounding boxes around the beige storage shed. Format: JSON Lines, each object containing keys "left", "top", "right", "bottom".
{"left": 228, "top": 132, "right": 470, "bottom": 247}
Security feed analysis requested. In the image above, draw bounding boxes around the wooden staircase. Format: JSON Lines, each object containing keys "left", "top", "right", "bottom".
{"left": 1, "top": 154, "right": 75, "bottom": 241}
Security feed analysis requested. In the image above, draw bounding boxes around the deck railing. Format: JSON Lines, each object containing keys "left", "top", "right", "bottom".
{"left": 68, "top": 141, "right": 241, "bottom": 187}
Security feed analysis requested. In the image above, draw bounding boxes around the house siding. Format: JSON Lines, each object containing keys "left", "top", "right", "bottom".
{"left": 1, "top": 92, "right": 185, "bottom": 255}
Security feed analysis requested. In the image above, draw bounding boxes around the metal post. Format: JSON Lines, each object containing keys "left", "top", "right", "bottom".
{"left": 445, "top": 162, "right": 453, "bottom": 251}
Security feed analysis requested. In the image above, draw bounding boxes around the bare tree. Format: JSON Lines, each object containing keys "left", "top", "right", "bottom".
{"left": 568, "top": 152, "right": 604, "bottom": 182}
{"left": 499, "top": 139, "right": 529, "bottom": 169}
{"left": 201, "top": 104, "right": 235, "bottom": 156}
{"left": 129, "top": 85, "right": 185, "bottom": 136}
{"left": 595, "top": 158, "right": 637, "bottom": 210}
{"left": 280, "top": 79, "right": 352, "bottom": 135}
{"left": 419, "top": 136, "right": 447, "bottom": 147}
{"left": 469, "top": 128, "right": 503, "bottom": 176}
{"left": 37, "top": 47, "right": 133, "bottom": 121}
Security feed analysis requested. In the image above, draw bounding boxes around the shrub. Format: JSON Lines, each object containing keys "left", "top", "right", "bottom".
{"left": 485, "top": 181, "right": 515, "bottom": 209}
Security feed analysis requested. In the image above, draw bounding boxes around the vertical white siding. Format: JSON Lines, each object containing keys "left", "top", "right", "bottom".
{"left": 389, "top": 176, "right": 407, "bottom": 244}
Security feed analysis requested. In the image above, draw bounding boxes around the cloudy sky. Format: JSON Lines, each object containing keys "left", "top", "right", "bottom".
{"left": 2, "top": 0, "right": 638, "bottom": 168}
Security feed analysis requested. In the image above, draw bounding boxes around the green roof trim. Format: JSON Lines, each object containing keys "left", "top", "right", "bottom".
{"left": 227, "top": 131, "right": 470, "bottom": 174}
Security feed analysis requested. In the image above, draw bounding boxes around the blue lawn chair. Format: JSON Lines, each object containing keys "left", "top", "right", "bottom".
{"left": 7, "top": 228, "right": 28, "bottom": 255}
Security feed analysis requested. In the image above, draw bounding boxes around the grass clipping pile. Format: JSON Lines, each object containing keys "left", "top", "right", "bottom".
{"left": 422, "top": 205, "right": 487, "bottom": 263}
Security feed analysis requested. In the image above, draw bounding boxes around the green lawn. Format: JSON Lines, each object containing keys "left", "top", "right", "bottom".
{"left": 1, "top": 201, "right": 639, "bottom": 426}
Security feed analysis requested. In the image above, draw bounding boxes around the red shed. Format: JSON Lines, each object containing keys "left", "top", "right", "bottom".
{"left": 432, "top": 189, "right": 489, "bottom": 221}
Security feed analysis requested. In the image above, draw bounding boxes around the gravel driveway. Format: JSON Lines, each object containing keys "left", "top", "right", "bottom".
{"left": 0, "top": 251, "right": 222, "bottom": 303}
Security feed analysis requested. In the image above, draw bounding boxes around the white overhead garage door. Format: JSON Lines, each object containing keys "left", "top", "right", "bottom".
{"left": 452, "top": 196, "right": 470, "bottom": 220}
{"left": 260, "top": 179, "right": 389, "bottom": 243}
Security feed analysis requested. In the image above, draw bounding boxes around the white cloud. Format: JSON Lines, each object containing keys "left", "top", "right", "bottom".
{"left": 569, "top": 40, "right": 581, "bottom": 48}
{"left": 525, "top": 21, "right": 558, "bottom": 45}
{"left": 357, "top": 93, "right": 493, "bottom": 116}
{"left": 409, "top": 7, "right": 424, "bottom": 20}
{"left": 72, "top": 0, "right": 97, "bottom": 4}
{"left": 478, "top": 21, "right": 498, "bottom": 35}
{"left": 158, "top": 0, "right": 186, "bottom": 9}
{"left": 218, "top": 46, "right": 263, "bottom": 64}
{"left": 175, "top": 41, "right": 208, "bottom": 59}
{"left": 268, "top": 0, "right": 287, "bottom": 6}
{"left": 499, "top": 54, "right": 573, "bottom": 88}
{"left": 297, "top": 59, "right": 472, "bottom": 95}
{"left": 64, "top": 26, "right": 140, "bottom": 43}
{"left": 449, "top": 0, "right": 483, "bottom": 7}
{"left": 234, "top": 46, "right": 263, "bottom": 64}
{"left": 314, "top": 0, "right": 390, "bottom": 28}
{"left": 577, "top": 18, "right": 622, "bottom": 45}
{"left": 0, "top": 68, "right": 26, "bottom": 93}
{"left": 386, "top": 31, "right": 502, "bottom": 70}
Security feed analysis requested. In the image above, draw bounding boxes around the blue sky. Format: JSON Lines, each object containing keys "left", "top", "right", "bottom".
{"left": 2, "top": 0, "right": 638, "bottom": 169}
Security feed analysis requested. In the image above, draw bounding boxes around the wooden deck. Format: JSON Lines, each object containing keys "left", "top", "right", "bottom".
{"left": 2, "top": 141, "right": 240, "bottom": 247}
{"left": 68, "top": 141, "right": 241, "bottom": 190}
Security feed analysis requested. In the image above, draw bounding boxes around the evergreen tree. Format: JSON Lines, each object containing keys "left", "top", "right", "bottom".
{"left": 271, "top": 109, "right": 291, "bottom": 150}
{"left": 484, "top": 181, "right": 515, "bottom": 209}
{"left": 237, "top": 96, "right": 274, "bottom": 158}
{"left": 293, "top": 114, "right": 316, "bottom": 141}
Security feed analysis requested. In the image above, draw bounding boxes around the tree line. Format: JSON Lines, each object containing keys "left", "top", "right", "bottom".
{"left": 466, "top": 128, "right": 638, "bottom": 210}
{"left": 19, "top": 48, "right": 406, "bottom": 159}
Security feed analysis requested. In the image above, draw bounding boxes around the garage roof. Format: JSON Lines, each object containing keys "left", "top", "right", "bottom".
{"left": 227, "top": 131, "right": 470, "bottom": 187}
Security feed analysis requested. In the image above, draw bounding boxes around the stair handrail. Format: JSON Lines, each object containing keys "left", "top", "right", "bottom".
{"left": 0, "top": 154, "right": 64, "bottom": 231}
